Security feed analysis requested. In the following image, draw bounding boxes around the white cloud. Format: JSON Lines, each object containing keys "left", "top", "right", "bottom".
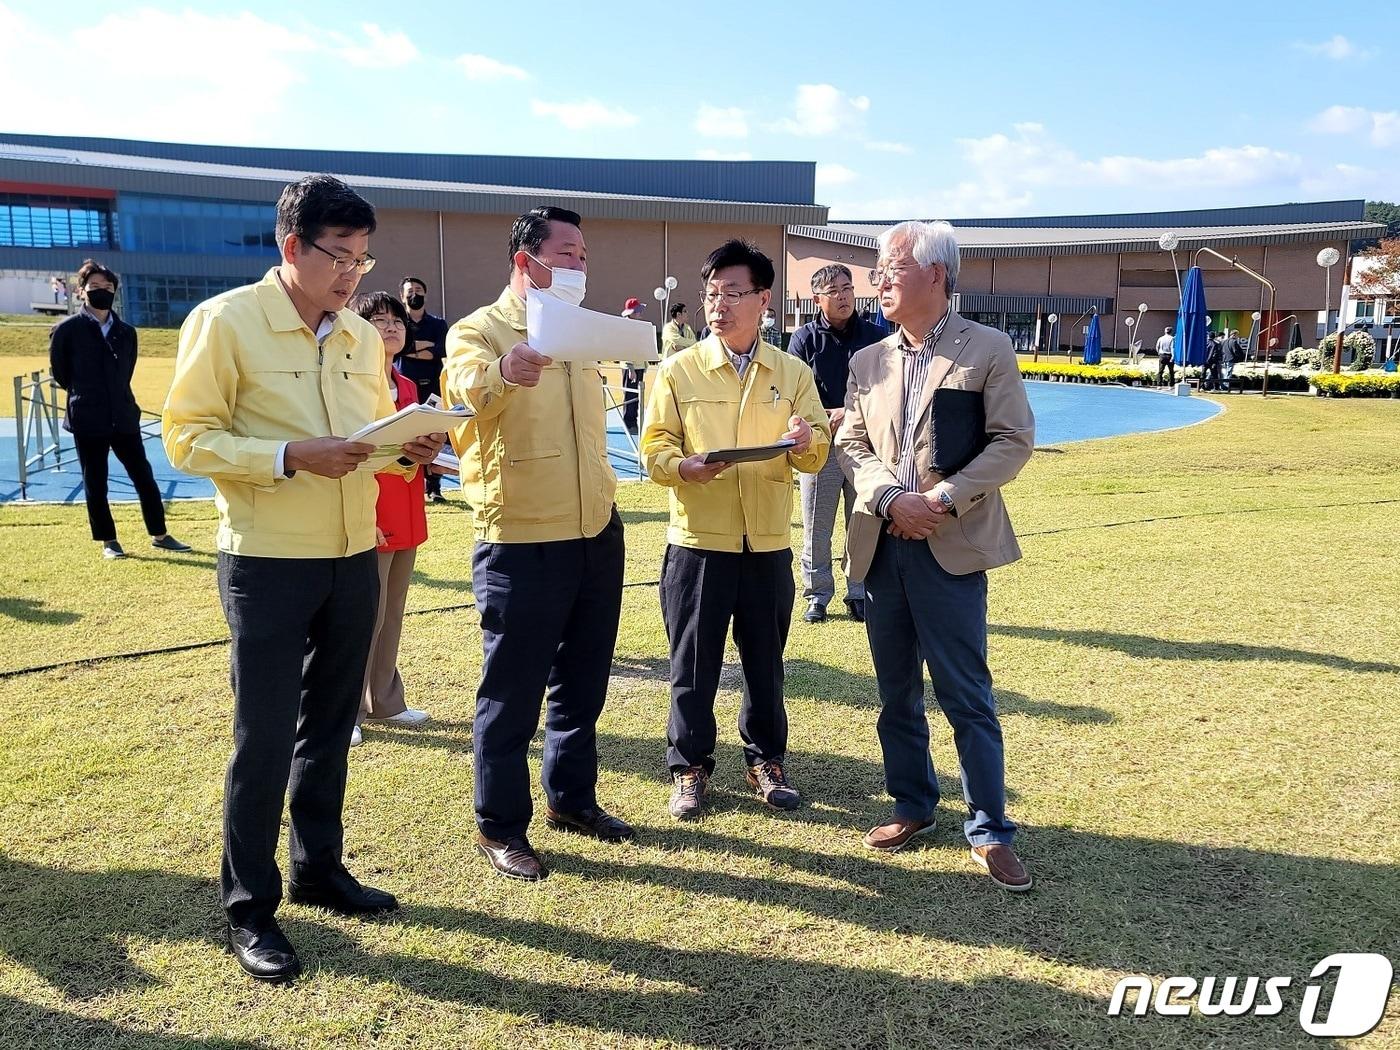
{"left": 772, "top": 84, "right": 871, "bottom": 137}
{"left": 815, "top": 163, "right": 859, "bottom": 188}
{"left": 694, "top": 104, "right": 749, "bottom": 138}
{"left": 332, "top": 23, "right": 420, "bottom": 68}
{"left": 456, "top": 52, "right": 530, "bottom": 82}
{"left": 1295, "top": 34, "right": 1373, "bottom": 60}
{"left": 696, "top": 149, "right": 753, "bottom": 161}
{"left": 530, "top": 98, "right": 639, "bottom": 131}
{"left": 865, "top": 140, "right": 913, "bottom": 154}
{"left": 821, "top": 121, "right": 1381, "bottom": 219}
{"left": 1309, "top": 105, "right": 1400, "bottom": 147}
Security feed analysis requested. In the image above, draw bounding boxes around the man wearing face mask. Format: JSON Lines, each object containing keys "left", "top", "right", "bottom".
{"left": 49, "top": 259, "right": 191, "bottom": 560}
{"left": 442, "top": 205, "right": 632, "bottom": 882}
{"left": 399, "top": 276, "right": 451, "bottom": 501}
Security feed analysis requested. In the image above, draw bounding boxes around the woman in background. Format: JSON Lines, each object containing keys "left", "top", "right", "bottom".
{"left": 349, "top": 291, "right": 431, "bottom": 745}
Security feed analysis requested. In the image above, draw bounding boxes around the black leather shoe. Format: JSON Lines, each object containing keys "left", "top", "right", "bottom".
{"left": 803, "top": 601, "right": 827, "bottom": 623}
{"left": 476, "top": 833, "right": 549, "bottom": 881}
{"left": 546, "top": 805, "right": 636, "bottom": 843}
{"left": 227, "top": 920, "right": 301, "bottom": 983}
{"left": 844, "top": 598, "right": 866, "bottom": 623}
{"left": 287, "top": 867, "right": 398, "bottom": 916}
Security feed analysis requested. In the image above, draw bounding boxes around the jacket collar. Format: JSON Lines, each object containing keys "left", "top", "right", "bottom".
{"left": 696, "top": 333, "right": 779, "bottom": 374}
{"left": 491, "top": 286, "right": 527, "bottom": 334}
{"left": 255, "top": 268, "right": 357, "bottom": 343}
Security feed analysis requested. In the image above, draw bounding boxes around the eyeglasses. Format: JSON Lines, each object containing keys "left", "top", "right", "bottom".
{"left": 868, "top": 264, "right": 914, "bottom": 287}
{"left": 701, "top": 288, "right": 762, "bottom": 306}
{"left": 369, "top": 315, "right": 405, "bottom": 330}
{"left": 814, "top": 286, "right": 855, "bottom": 298}
{"left": 309, "top": 241, "right": 377, "bottom": 274}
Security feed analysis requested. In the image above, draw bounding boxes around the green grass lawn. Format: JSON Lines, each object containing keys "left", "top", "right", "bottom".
{"left": 1, "top": 396, "right": 1397, "bottom": 1048}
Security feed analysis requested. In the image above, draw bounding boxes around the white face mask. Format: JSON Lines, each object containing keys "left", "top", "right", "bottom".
{"left": 525, "top": 253, "right": 587, "bottom": 307}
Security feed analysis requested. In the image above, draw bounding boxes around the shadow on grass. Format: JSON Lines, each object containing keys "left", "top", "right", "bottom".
{"left": 992, "top": 623, "right": 1400, "bottom": 675}
{"left": 0, "top": 994, "right": 266, "bottom": 1048}
{"left": 0, "top": 596, "right": 80, "bottom": 625}
{"left": 0, "top": 840, "right": 1386, "bottom": 1047}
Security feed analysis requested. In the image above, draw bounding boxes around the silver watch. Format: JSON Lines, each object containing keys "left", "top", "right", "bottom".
{"left": 936, "top": 489, "right": 955, "bottom": 511}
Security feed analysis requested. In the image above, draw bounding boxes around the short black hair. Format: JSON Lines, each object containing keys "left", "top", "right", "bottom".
{"left": 700, "top": 239, "right": 774, "bottom": 291}
{"left": 669, "top": 302, "right": 687, "bottom": 319}
{"left": 508, "top": 206, "right": 583, "bottom": 263}
{"left": 401, "top": 276, "right": 427, "bottom": 292}
{"left": 274, "top": 174, "right": 376, "bottom": 251}
{"left": 75, "top": 258, "right": 118, "bottom": 290}
{"left": 348, "top": 290, "right": 409, "bottom": 328}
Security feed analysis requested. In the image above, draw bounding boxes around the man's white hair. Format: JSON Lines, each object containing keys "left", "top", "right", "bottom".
{"left": 877, "top": 220, "right": 960, "bottom": 296}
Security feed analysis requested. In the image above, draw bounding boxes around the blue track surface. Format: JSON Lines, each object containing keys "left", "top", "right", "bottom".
{"left": 2, "top": 384, "right": 1219, "bottom": 504}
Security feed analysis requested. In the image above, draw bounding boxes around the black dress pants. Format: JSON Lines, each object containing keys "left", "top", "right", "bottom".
{"left": 216, "top": 550, "right": 379, "bottom": 927}
{"left": 72, "top": 430, "right": 167, "bottom": 542}
{"left": 660, "top": 543, "right": 794, "bottom": 774}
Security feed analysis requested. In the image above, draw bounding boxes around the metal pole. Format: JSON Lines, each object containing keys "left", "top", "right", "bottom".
{"left": 13, "top": 375, "right": 25, "bottom": 501}
{"left": 1332, "top": 250, "right": 1350, "bottom": 374}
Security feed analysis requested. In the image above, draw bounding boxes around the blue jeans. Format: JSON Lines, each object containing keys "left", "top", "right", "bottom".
{"left": 863, "top": 532, "right": 1015, "bottom": 847}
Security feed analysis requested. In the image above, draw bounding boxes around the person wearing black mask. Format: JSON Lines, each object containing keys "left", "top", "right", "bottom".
{"left": 399, "top": 276, "right": 451, "bottom": 502}
{"left": 49, "top": 260, "right": 190, "bottom": 560}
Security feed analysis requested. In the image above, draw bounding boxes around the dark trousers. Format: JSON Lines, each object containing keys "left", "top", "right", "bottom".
{"left": 72, "top": 430, "right": 167, "bottom": 542}
{"left": 622, "top": 367, "right": 644, "bottom": 432}
{"left": 472, "top": 510, "right": 624, "bottom": 840}
{"left": 1156, "top": 355, "right": 1176, "bottom": 386}
{"left": 863, "top": 533, "right": 1015, "bottom": 847}
{"left": 411, "top": 380, "right": 443, "bottom": 497}
{"left": 661, "top": 543, "right": 794, "bottom": 774}
{"left": 217, "top": 550, "right": 379, "bottom": 927}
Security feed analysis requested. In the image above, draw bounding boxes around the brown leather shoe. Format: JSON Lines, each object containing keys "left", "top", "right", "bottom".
{"left": 476, "top": 833, "right": 549, "bottom": 881}
{"left": 863, "top": 815, "right": 936, "bottom": 852}
{"left": 970, "top": 844, "right": 1032, "bottom": 891}
{"left": 545, "top": 805, "right": 636, "bottom": 843}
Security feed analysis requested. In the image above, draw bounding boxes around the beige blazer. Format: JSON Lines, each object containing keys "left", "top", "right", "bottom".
{"left": 835, "top": 311, "right": 1035, "bottom": 579}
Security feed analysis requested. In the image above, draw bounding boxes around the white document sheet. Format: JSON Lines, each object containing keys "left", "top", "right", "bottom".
{"left": 525, "top": 292, "right": 659, "bottom": 364}
{"left": 346, "top": 402, "right": 474, "bottom": 449}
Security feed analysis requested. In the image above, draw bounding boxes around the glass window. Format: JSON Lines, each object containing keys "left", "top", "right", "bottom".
{"left": 117, "top": 194, "right": 277, "bottom": 256}
{"left": 0, "top": 194, "right": 114, "bottom": 248}
{"left": 123, "top": 273, "right": 263, "bottom": 327}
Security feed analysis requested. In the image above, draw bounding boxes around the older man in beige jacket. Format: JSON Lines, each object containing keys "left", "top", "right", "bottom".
{"left": 836, "top": 220, "right": 1036, "bottom": 891}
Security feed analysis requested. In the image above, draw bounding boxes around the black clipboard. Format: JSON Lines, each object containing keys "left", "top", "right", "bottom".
{"left": 700, "top": 439, "right": 796, "bottom": 465}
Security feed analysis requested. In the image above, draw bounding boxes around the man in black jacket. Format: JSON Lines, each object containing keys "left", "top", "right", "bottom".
{"left": 48, "top": 260, "right": 190, "bottom": 559}
{"left": 788, "top": 264, "right": 886, "bottom": 623}
{"left": 398, "top": 276, "right": 451, "bottom": 501}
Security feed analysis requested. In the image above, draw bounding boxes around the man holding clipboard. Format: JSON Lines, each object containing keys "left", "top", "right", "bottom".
{"left": 641, "top": 240, "right": 829, "bottom": 820}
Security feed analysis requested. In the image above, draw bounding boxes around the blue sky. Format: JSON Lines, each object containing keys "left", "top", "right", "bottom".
{"left": 2, "top": 0, "right": 1395, "bottom": 218}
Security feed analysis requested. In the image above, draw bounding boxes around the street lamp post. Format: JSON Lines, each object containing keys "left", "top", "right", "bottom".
{"left": 1160, "top": 232, "right": 1182, "bottom": 299}
{"left": 1317, "top": 247, "right": 1340, "bottom": 339}
{"left": 1046, "top": 313, "right": 1059, "bottom": 363}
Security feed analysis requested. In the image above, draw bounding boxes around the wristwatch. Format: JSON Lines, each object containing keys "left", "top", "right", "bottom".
{"left": 935, "top": 489, "right": 957, "bottom": 515}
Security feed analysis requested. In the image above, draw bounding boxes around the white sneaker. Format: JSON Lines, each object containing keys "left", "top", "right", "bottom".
{"left": 371, "top": 708, "right": 430, "bottom": 727}
{"left": 349, "top": 725, "right": 364, "bottom": 747}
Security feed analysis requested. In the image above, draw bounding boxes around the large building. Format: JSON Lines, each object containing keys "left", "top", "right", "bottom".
{"left": 0, "top": 134, "right": 827, "bottom": 326}
{"left": 785, "top": 202, "right": 1384, "bottom": 354}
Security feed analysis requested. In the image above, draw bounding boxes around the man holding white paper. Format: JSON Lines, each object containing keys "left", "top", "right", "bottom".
{"left": 442, "top": 205, "right": 633, "bottom": 882}
{"left": 641, "top": 239, "right": 830, "bottom": 821}
{"left": 163, "top": 175, "right": 445, "bottom": 983}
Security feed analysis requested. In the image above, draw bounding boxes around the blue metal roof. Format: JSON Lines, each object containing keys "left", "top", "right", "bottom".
{"left": 0, "top": 133, "right": 816, "bottom": 206}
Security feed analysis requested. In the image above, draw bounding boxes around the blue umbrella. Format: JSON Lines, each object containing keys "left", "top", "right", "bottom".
{"left": 1174, "top": 266, "right": 1209, "bottom": 367}
{"left": 1081, "top": 312, "right": 1102, "bottom": 364}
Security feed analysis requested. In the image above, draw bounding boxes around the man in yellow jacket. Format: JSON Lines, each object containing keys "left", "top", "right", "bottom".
{"left": 642, "top": 239, "right": 829, "bottom": 820}
{"left": 442, "top": 206, "right": 632, "bottom": 882}
{"left": 163, "top": 175, "right": 444, "bottom": 983}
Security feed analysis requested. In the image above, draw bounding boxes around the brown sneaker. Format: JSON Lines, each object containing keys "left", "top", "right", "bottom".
{"left": 669, "top": 766, "right": 710, "bottom": 820}
{"left": 746, "top": 759, "right": 800, "bottom": 810}
{"left": 970, "top": 844, "right": 1033, "bottom": 891}
{"left": 863, "top": 815, "right": 936, "bottom": 852}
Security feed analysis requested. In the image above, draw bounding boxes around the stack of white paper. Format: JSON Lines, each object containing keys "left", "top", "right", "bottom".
{"left": 347, "top": 402, "right": 473, "bottom": 448}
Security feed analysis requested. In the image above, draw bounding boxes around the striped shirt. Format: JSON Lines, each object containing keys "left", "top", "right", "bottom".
{"left": 876, "top": 308, "right": 952, "bottom": 517}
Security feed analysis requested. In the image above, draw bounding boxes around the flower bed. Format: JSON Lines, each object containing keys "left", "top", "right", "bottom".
{"left": 1308, "top": 373, "right": 1400, "bottom": 398}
